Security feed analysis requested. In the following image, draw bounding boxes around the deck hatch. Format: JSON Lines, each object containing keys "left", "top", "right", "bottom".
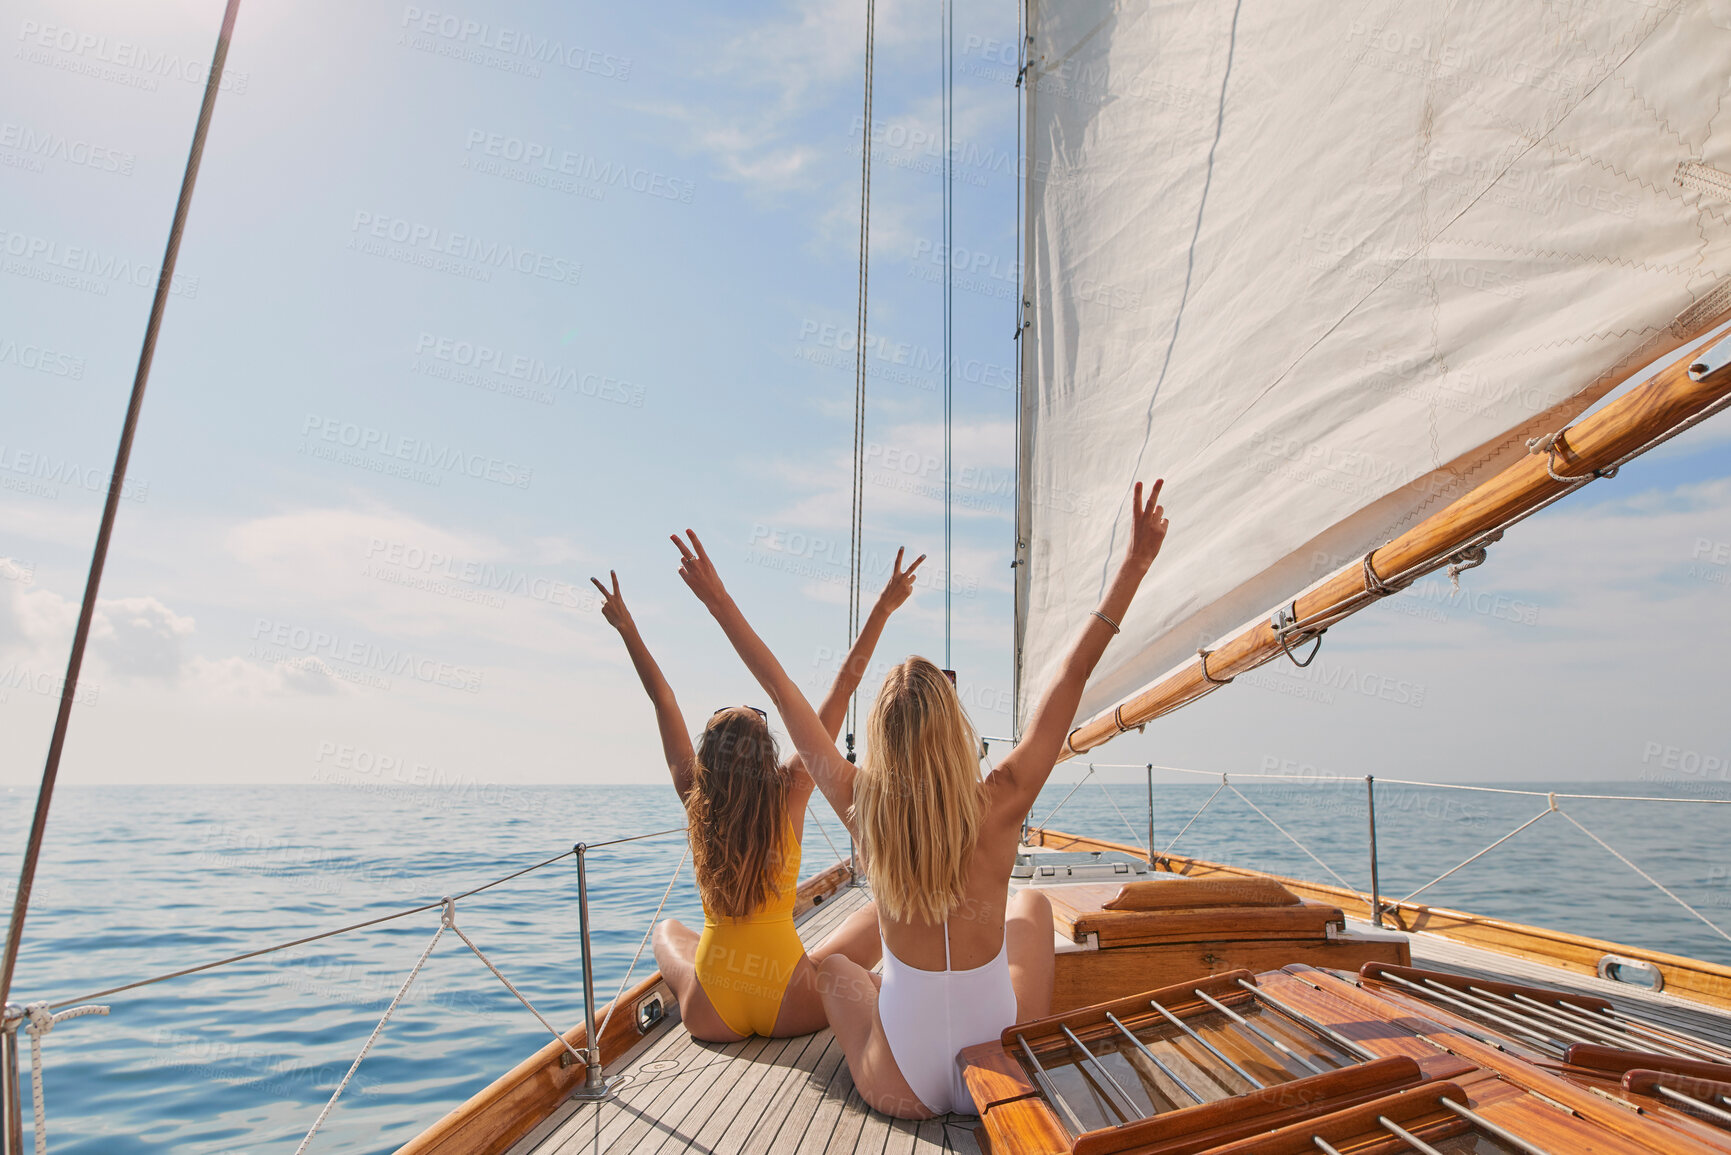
{"left": 1006, "top": 975, "right": 1374, "bottom": 1137}
{"left": 1360, "top": 963, "right": 1731, "bottom": 1068}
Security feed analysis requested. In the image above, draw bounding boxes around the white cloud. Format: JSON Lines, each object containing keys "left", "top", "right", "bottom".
{"left": 643, "top": 0, "right": 924, "bottom": 193}
{"left": 770, "top": 417, "right": 1014, "bottom": 527}
{"left": 89, "top": 596, "right": 195, "bottom": 679}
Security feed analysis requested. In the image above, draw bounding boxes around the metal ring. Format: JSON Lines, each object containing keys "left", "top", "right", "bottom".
{"left": 1277, "top": 627, "right": 1325, "bottom": 669}
{"left": 1197, "top": 648, "right": 1233, "bottom": 685}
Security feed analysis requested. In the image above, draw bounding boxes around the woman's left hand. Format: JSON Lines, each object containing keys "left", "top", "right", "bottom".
{"left": 875, "top": 547, "right": 926, "bottom": 612}
{"left": 589, "top": 571, "right": 635, "bottom": 633}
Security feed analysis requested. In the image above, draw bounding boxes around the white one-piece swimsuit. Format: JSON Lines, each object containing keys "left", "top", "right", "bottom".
{"left": 877, "top": 920, "right": 1019, "bottom": 1116}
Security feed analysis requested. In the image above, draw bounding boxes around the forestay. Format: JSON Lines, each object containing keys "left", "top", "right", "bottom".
{"left": 1015, "top": 0, "right": 1731, "bottom": 726}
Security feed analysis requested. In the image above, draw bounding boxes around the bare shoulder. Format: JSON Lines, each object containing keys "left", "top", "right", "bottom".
{"left": 979, "top": 766, "right": 1031, "bottom": 838}
{"left": 784, "top": 759, "right": 816, "bottom": 800}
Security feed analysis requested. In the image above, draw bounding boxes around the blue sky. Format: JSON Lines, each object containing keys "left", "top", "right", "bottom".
{"left": 2, "top": 0, "right": 1728, "bottom": 793}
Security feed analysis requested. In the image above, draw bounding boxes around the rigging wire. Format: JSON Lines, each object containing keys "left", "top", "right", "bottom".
{"left": 845, "top": 0, "right": 878, "bottom": 757}
{"left": 942, "top": 0, "right": 954, "bottom": 669}
{"left": 1010, "top": 0, "right": 1030, "bottom": 737}
{"left": 0, "top": 0, "right": 245, "bottom": 1010}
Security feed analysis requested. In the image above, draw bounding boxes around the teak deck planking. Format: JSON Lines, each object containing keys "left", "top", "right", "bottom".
{"left": 508, "top": 879, "right": 1731, "bottom": 1153}
{"left": 514, "top": 886, "right": 983, "bottom": 1155}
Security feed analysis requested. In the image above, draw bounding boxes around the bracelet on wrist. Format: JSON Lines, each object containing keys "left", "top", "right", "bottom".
{"left": 1091, "top": 609, "right": 1121, "bottom": 634}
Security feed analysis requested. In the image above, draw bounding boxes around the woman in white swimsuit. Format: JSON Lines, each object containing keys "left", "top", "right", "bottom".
{"left": 671, "top": 478, "right": 1169, "bottom": 1117}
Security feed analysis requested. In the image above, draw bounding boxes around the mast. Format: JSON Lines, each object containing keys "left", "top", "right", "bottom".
{"left": 0, "top": 0, "right": 245, "bottom": 1013}
{"left": 1059, "top": 320, "right": 1731, "bottom": 759}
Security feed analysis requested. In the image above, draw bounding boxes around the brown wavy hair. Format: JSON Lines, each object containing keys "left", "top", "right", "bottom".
{"left": 688, "top": 707, "right": 793, "bottom": 918}
{"left": 854, "top": 656, "right": 984, "bottom": 924}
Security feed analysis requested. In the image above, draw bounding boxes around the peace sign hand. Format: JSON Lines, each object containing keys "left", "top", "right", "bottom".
{"left": 875, "top": 547, "right": 926, "bottom": 613}
{"left": 589, "top": 571, "right": 635, "bottom": 634}
{"left": 1126, "top": 479, "right": 1170, "bottom": 572}
{"left": 671, "top": 530, "right": 731, "bottom": 611}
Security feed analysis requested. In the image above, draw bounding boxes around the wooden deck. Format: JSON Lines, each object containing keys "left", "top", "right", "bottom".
{"left": 513, "top": 885, "right": 981, "bottom": 1155}
{"left": 514, "top": 884, "right": 1731, "bottom": 1154}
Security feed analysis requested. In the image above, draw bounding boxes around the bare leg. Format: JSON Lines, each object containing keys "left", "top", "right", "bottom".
{"left": 1005, "top": 888, "right": 1055, "bottom": 1022}
{"left": 807, "top": 901, "right": 882, "bottom": 969}
{"left": 815, "top": 954, "right": 934, "bottom": 1119}
{"left": 653, "top": 918, "right": 747, "bottom": 1044}
{"left": 772, "top": 902, "right": 883, "bottom": 1036}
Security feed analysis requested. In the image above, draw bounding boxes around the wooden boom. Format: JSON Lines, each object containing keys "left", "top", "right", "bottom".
{"left": 1063, "top": 321, "right": 1731, "bottom": 758}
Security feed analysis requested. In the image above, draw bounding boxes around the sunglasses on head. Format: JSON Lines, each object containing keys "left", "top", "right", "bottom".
{"left": 711, "top": 706, "right": 769, "bottom": 722}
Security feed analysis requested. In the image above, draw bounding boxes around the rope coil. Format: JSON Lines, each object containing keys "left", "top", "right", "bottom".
{"left": 19, "top": 1002, "right": 108, "bottom": 1155}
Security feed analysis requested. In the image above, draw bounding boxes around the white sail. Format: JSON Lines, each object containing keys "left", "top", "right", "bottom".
{"left": 1016, "top": 0, "right": 1731, "bottom": 728}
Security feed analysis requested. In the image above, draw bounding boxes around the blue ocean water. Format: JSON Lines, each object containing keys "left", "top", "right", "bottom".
{"left": 0, "top": 778, "right": 1725, "bottom": 1154}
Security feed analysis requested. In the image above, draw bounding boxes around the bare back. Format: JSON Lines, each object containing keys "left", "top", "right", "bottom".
{"left": 875, "top": 773, "right": 1028, "bottom": 971}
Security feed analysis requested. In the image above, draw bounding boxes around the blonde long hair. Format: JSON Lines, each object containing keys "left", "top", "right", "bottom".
{"left": 853, "top": 656, "right": 984, "bottom": 924}
{"left": 687, "top": 708, "right": 791, "bottom": 918}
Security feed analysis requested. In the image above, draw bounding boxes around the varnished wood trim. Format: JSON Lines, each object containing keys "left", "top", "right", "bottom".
{"left": 1563, "top": 1042, "right": 1731, "bottom": 1082}
{"left": 1192, "top": 1081, "right": 1471, "bottom": 1155}
{"left": 1289, "top": 964, "right": 1731, "bottom": 1155}
{"left": 1360, "top": 961, "right": 1614, "bottom": 1012}
{"left": 1032, "top": 826, "right": 1731, "bottom": 1012}
{"left": 1067, "top": 1056, "right": 1423, "bottom": 1155}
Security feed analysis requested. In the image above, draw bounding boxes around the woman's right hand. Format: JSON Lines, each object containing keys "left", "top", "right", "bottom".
{"left": 589, "top": 571, "right": 635, "bottom": 634}
{"left": 1124, "top": 479, "right": 1170, "bottom": 573}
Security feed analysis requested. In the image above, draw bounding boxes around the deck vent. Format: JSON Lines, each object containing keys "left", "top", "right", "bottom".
{"left": 1597, "top": 954, "right": 1664, "bottom": 991}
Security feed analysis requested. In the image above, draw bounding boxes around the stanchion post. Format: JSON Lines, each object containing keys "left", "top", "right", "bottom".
{"left": 1, "top": 1006, "right": 20, "bottom": 1155}
{"left": 571, "top": 844, "right": 612, "bottom": 1100}
{"left": 1366, "top": 776, "right": 1384, "bottom": 928}
{"left": 1146, "top": 763, "right": 1155, "bottom": 870}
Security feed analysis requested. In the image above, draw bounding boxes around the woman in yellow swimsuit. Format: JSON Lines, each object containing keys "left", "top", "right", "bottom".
{"left": 590, "top": 549, "right": 923, "bottom": 1040}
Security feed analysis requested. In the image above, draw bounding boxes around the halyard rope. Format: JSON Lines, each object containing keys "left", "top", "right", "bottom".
{"left": 291, "top": 922, "right": 444, "bottom": 1154}
{"left": 844, "top": 0, "right": 877, "bottom": 744}
{"left": 593, "top": 845, "right": 688, "bottom": 1046}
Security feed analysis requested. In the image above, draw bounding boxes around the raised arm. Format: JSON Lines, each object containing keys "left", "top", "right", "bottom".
{"left": 590, "top": 571, "right": 696, "bottom": 801}
{"left": 671, "top": 531, "right": 858, "bottom": 828}
{"left": 813, "top": 547, "right": 924, "bottom": 739}
{"left": 991, "top": 479, "right": 1169, "bottom": 812}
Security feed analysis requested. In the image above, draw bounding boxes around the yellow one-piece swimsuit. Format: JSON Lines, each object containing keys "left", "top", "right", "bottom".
{"left": 693, "top": 820, "right": 804, "bottom": 1037}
